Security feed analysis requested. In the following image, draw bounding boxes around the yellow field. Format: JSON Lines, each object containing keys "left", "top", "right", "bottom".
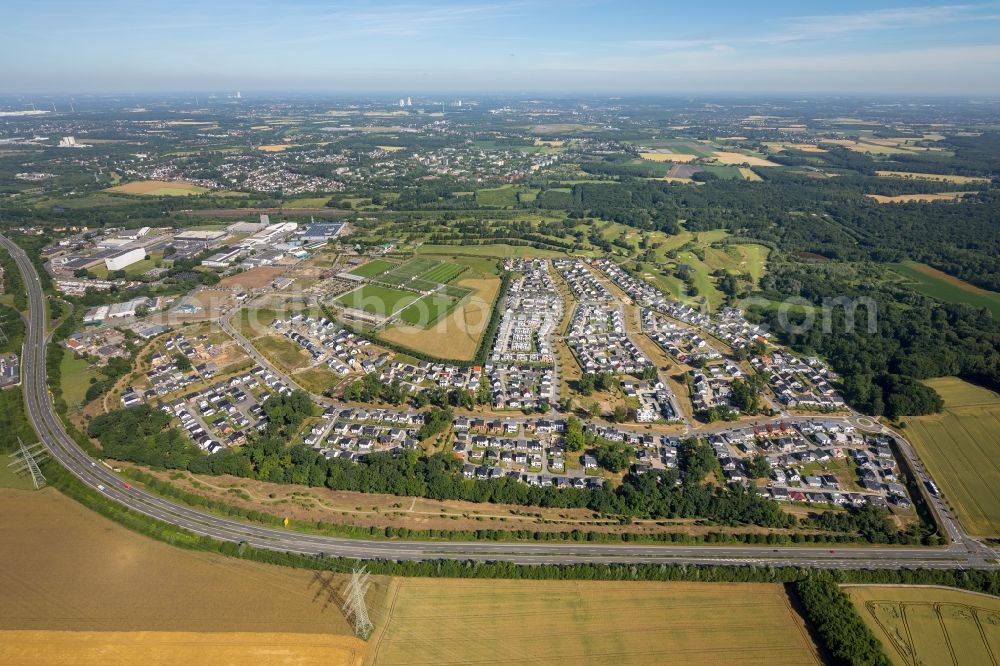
{"left": 0, "top": 631, "right": 366, "bottom": 666}
{"left": 739, "top": 167, "right": 763, "bottom": 181}
{"left": 379, "top": 276, "right": 500, "bottom": 360}
{"left": 875, "top": 171, "right": 991, "bottom": 184}
{"left": 105, "top": 180, "right": 209, "bottom": 196}
{"left": 711, "top": 151, "right": 779, "bottom": 166}
{"left": 764, "top": 142, "right": 827, "bottom": 153}
{"left": 0, "top": 488, "right": 379, "bottom": 636}
{"left": 904, "top": 377, "right": 1000, "bottom": 536}
{"left": 866, "top": 192, "right": 972, "bottom": 204}
{"left": 844, "top": 585, "right": 1000, "bottom": 666}
{"left": 368, "top": 579, "right": 821, "bottom": 665}
{"left": 376, "top": 145, "right": 405, "bottom": 152}
{"left": 534, "top": 139, "right": 565, "bottom": 147}
{"left": 639, "top": 151, "right": 697, "bottom": 162}
{"left": 257, "top": 144, "right": 296, "bottom": 152}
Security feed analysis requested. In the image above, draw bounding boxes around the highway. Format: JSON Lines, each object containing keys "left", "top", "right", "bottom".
{"left": 3, "top": 233, "right": 997, "bottom": 570}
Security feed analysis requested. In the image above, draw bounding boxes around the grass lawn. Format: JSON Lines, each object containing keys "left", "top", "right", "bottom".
{"left": 334, "top": 284, "right": 420, "bottom": 317}
{"left": 252, "top": 335, "right": 312, "bottom": 372}
{"left": 105, "top": 180, "right": 209, "bottom": 196}
{"left": 293, "top": 366, "right": 341, "bottom": 394}
{"left": 369, "top": 579, "right": 821, "bottom": 665}
{"left": 60, "top": 349, "right": 99, "bottom": 408}
{"left": 903, "top": 377, "right": 1000, "bottom": 536}
{"left": 892, "top": 261, "right": 1000, "bottom": 317}
{"left": 474, "top": 185, "right": 519, "bottom": 207}
{"left": 844, "top": 584, "right": 1000, "bottom": 666}
{"left": 702, "top": 244, "right": 770, "bottom": 285}
{"left": 280, "top": 196, "right": 331, "bottom": 208}
{"left": 348, "top": 259, "right": 396, "bottom": 279}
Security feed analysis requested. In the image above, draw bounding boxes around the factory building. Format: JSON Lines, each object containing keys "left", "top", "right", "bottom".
{"left": 104, "top": 247, "right": 146, "bottom": 272}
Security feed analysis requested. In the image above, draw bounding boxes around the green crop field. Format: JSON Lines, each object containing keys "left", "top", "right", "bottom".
{"left": 348, "top": 259, "right": 396, "bottom": 279}
{"left": 845, "top": 585, "right": 1000, "bottom": 666}
{"left": 335, "top": 285, "right": 420, "bottom": 316}
{"left": 369, "top": 579, "right": 821, "bottom": 665}
{"left": 903, "top": 377, "right": 1000, "bottom": 536}
{"left": 892, "top": 261, "right": 1000, "bottom": 317}
{"left": 397, "top": 294, "right": 458, "bottom": 327}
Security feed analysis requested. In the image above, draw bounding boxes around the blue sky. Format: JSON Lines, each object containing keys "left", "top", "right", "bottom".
{"left": 3, "top": 0, "right": 1000, "bottom": 94}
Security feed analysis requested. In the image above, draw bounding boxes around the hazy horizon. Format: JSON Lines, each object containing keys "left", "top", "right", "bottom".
{"left": 4, "top": 1, "right": 1000, "bottom": 95}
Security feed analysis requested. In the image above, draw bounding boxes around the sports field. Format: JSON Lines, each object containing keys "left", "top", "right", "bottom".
{"left": 397, "top": 294, "right": 459, "bottom": 327}
{"left": 368, "top": 579, "right": 821, "bottom": 665}
{"left": 892, "top": 261, "right": 1000, "bottom": 317}
{"left": 379, "top": 258, "right": 440, "bottom": 283}
{"left": 380, "top": 276, "right": 500, "bottom": 360}
{"left": 420, "top": 262, "right": 467, "bottom": 284}
{"left": 349, "top": 259, "right": 396, "bottom": 279}
{"left": 844, "top": 585, "right": 1000, "bottom": 666}
{"left": 904, "top": 377, "right": 1000, "bottom": 535}
{"left": 105, "top": 180, "right": 209, "bottom": 196}
{"left": 335, "top": 285, "right": 420, "bottom": 317}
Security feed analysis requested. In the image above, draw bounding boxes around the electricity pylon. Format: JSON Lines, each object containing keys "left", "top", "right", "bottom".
{"left": 342, "top": 566, "right": 374, "bottom": 639}
{"left": 7, "top": 438, "right": 47, "bottom": 489}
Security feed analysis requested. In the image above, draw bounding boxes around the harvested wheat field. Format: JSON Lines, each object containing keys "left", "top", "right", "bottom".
{"left": 711, "top": 151, "right": 779, "bottom": 166}
{"left": 105, "top": 180, "right": 209, "bottom": 196}
{"left": 257, "top": 144, "right": 296, "bottom": 152}
{"left": 0, "top": 631, "right": 366, "bottom": 666}
{"left": 368, "top": 578, "right": 821, "bottom": 665}
{"left": 639, "top": 151, "right": 697, "bottom": 162}
{"left": 0, "top": 488, "right": 380, "bottom": 664}
{"left": 866, "top": 192, "right": 972, "bottom": 203}
{"left": 379, "top": 277, "right": 500, "bottom": 360}
{"left": 764, "top": 142, "right": 827, "bottom": 153}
